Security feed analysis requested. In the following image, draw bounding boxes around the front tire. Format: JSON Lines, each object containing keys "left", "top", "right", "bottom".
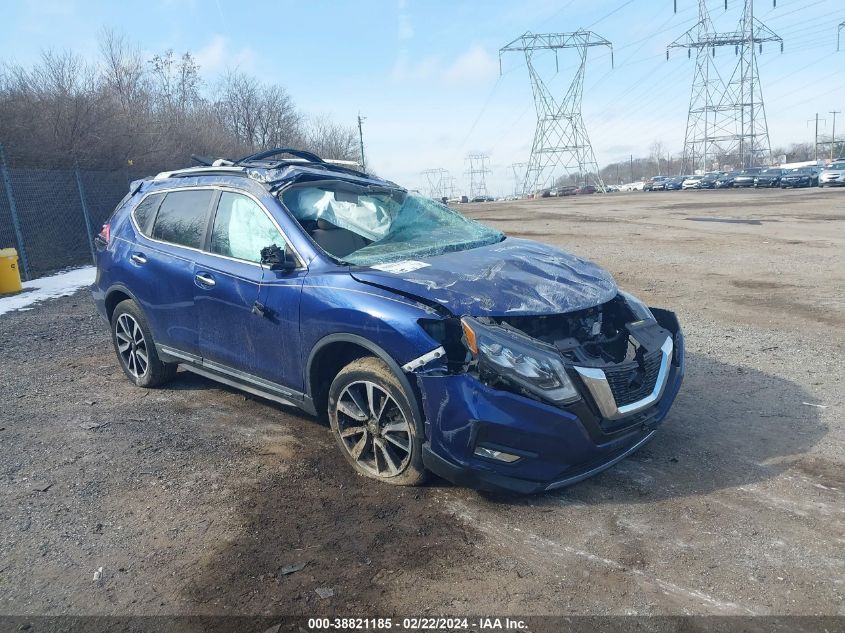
{"left": 328, "top": 356, "right": 427, "bottom": 486}
{"left": 111, "top": 299, "right": 177, "bottom": 388}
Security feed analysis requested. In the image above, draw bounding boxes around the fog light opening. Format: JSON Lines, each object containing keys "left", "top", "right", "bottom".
{"left": 474, "top": 446, "right": 522, "bottom": 463}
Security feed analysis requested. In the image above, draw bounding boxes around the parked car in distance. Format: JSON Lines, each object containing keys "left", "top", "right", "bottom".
{"left": 698, "top": 173, "right": 722, "bottom": 189}
{"left": 753, "top": 168, "right": 784, "bottom": 188}
{"left": 714, "top": 171, "right": 739, "bottom": 188}
{"left": 557, "top": 185, "right": 578, "bottom": 196}
{"left": 780, "top": 167, "right": 819, "bottom": 188}
{"left": 681, "top": 175, "right": 703, "bottom": 190}
{"left": 644, "top": 176, "right": 667, "bottom": 192}
{"left": 664, "top": 176, "right": 685, "bottom": 191}
{"left": 732, "top": 168, "right": 762, "bottom": 187}
{"left": 819, "top": 160, "right": 845, "bottom": 187}
{"left": 576, "top": 185, "right": 597, "bottom": 195}
{"left": 91, "top": 147, "right": 684, "bottom": 493}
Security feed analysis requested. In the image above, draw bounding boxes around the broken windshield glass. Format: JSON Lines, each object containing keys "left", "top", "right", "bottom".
{"left": 280, "top": 184, "right": 503, "bottom": 265}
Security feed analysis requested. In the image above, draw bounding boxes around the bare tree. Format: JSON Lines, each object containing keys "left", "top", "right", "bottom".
{"left": 304, "top": 114, "right": 357, "bottom": 161}
{"left": 214, "top": 71, "right": 302, "bottom": 150}
{"left": 0, "top": 30, "right": 352, "bottom": 171}
{"left": 649, "top": 140, "right": 666, "bottom": 174}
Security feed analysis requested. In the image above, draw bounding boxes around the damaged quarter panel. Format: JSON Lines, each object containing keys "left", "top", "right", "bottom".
{"left": 299, "top": 269, "right": 447, "bottom": 382}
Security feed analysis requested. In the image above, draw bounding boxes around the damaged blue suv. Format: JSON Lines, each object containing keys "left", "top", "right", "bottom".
{"left": 92, "top": 149, "right": 684, "bottom": 493}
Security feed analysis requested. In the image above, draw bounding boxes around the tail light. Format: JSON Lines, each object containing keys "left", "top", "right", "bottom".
{"left": 96, "top": 223, "right": 110, "bottom": 246}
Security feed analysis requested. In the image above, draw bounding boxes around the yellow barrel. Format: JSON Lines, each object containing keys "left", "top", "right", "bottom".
{"left": 0, "top": 248, "right": 23, "bottom": 294}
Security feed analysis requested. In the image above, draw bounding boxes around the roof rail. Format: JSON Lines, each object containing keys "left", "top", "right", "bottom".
{"left": 191, "top": 154, "right": 235, "bottom": 167}
{"left": 153, "top": 165, "right": 248, "bottom": 181}
{"left": 235, "top": 148, "right": 325, "bottom": 165}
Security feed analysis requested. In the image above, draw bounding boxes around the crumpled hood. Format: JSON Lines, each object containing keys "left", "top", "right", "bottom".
{"left": 350, "top": 238, "right": 618, "bottom": 317}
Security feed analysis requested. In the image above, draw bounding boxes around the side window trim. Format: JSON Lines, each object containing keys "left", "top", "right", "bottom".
{"left": 201, "top": 189, "right": 222, "bottom": 253}
{"left": 129, "top": 185, "right": 306, "bottom": 269}
{"left": 151, "top": 188, "right": 216, "bottom": 250}
{"left": 131, "top": 192, "right": 165, "bottom": 237}
{"left": 206, "top": 189, "right": 305, "bottom": 268}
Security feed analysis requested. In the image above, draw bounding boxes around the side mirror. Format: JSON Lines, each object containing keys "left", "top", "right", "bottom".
{"left": 260, "top": 244, "right": 296, "bottom": 271}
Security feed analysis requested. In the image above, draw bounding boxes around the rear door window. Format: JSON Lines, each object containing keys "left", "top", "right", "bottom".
{"left": 152, "top": 190, "right": 214, "bottom": 249}
{"left": 132, "top": 193, "right": 165, "bottom": 237}
{"left": 210, "top": 192, "right": 286, "bottom": 263}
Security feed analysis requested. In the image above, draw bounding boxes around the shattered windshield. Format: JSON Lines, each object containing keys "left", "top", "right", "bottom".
{"left": 280, "top": 183, "right": 504, "bottom": 265}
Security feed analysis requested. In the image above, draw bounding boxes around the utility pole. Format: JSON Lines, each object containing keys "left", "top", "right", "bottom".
{"left": 500, "top": 30, "right": 613, "bottom": 194}
{"left": 357, "top": 113, "right": 366, "bottom": 172}
{"left": 839, "top": 21, "right": 844, "bottom": 52}
{"left": 830, "top": 111, "right": 841, "bottom": 161}
{"left": 808, "top": 114, "right": 826, "bottom": 162}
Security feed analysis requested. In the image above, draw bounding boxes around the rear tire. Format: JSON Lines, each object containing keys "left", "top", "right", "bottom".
{"left": 328, "top": 356, "right": 427, "bottom": 486}
{"left": 111, "top": 299, "right": 177, "bottom": 388}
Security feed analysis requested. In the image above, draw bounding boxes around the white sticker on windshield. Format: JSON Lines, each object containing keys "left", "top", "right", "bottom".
{"left": 370, "top": 261, "right": 431, "bottom": 274}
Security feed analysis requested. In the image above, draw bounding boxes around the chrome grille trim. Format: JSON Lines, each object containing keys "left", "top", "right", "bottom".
{"left": 573, "top": 336, "right": 673, "bottom": 420}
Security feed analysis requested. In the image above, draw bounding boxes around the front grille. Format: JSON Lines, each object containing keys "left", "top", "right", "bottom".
{"left": 603, "top": 350, "right": 662, "bottom": 407}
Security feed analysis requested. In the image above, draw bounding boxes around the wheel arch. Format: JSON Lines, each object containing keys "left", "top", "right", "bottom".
{"left": 306, "top": 334, "right": 423, "bottom": 426}
{"left": 104, "top": 284, "right": 142, "bottom": 322}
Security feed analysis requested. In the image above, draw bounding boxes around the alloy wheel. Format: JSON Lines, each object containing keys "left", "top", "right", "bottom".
{"left": 115, "top": 313, "right": 148, "bottom": 378}
{"left": 335, "top": 380, "right": 412, "bottom": 478}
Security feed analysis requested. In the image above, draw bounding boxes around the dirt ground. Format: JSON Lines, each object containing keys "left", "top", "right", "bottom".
{"left": 0, "top": 188, "right": 843, "bottom": 617}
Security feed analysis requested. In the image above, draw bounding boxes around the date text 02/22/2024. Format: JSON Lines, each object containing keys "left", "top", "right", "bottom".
{"left": 306, "top": 617, "right": 527, "bottom": 630}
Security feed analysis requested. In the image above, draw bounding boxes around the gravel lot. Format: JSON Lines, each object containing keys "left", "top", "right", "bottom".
{"left": 0, "top": 188, "right": 843, "bottom": 617}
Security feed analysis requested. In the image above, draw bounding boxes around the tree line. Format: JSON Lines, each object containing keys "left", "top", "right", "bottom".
{"left": 0, "top": 29, "right": 358, "bottom": 172}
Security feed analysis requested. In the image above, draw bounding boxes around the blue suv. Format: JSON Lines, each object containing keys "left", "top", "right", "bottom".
{"left": 92, "top": 149, "right": 684, "bottom": 493}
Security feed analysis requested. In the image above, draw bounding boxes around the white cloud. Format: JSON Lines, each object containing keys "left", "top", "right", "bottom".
{"left": 398, "top": 13, "right": 414, "bottom": 41}
{"left": 194, "top": 35, "right": 255, "bottom": 74}
{"left": 443, "top": 45, "right": 499, "bottom": 85}
{"left": 390, "top": 45, "right": 499, "bottom": 87}
{"left": 390, "top": 50, "right": 439, "bottom": 82}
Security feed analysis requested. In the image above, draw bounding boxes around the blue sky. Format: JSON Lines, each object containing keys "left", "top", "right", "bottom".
{"left": 1, "top": 0, "right": 843, "bottom": 193}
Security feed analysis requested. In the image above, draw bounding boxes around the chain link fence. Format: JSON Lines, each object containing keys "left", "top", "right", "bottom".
{"left": 0, "top": 144, "right": 136, "bottom": 280}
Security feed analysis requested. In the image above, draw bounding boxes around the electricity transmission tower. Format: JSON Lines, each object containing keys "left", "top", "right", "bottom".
{"left": 669, "top": 1, "right": 782, "bottom": 170}
{"left": 421, "top": 168, "right": 450, "bottom": 199}
{"left": 500, "top": 30, "right": 612, "bottom": 195}
{"left": 509, "top": 162, "right": 527, "bottom": 197}
{"left": 465, "top": 154, "right": 491, "bottom": 199}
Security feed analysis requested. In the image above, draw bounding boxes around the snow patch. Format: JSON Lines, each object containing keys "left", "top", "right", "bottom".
{"left": 0, "top": 267, "right": 96, "bottom": 317}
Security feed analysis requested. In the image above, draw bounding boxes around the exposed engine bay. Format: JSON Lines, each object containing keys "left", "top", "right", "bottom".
{"left": 494, "top": 294, "right": 672, "bottom": 368}
{"left": 419, "top": 295, "right": 677, "bottom": 413}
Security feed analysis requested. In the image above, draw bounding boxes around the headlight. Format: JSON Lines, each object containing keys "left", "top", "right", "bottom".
{"left": 619, "top": 290, "right": 655, "bottom": 322}
{"left": 461, "top": 317, "right": 580, "bottom": 405}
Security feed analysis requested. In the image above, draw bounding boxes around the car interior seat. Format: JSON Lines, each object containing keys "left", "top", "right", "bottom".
{"left": 309, "top": 218, "right": 368, "bottom": 258}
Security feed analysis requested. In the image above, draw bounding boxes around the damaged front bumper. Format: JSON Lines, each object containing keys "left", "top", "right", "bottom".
{"left": 416, "top": 309, "right": 685, "bottom": 494}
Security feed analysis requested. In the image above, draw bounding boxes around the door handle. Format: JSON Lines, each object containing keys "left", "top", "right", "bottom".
{"left": 130, "top": 253, "right": 147, "bottom": 265}
{"left": 195, "top": 272, "right": 216, "bottom": 287}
